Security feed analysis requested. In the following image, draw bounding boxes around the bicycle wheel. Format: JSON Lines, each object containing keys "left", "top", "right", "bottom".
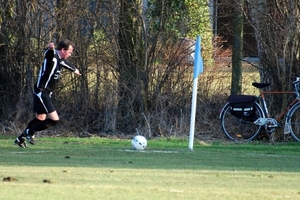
{"left": 287, "top": 102, "right": 300, "bottom": 142}
{"left": 220, "top": 102, "right": 265, "bottom": 141}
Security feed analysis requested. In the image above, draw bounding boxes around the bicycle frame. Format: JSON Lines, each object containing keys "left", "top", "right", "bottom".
{"left": 252, "top": 79, "right": 300, "bottom": 136}
{"left": 259, "top": 91, "right": 299, "bottom": 121}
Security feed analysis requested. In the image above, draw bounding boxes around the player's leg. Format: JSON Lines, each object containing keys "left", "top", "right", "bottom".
{"left": 22, "top": 113, "right": 57, "bottom": 144}
{"left": 28, "top": 111, "right": 59, "bottom": 134}
{"left": 14, "top": 91, "right": 45, "bottom": 147}
{"left": 15, "top": 117, "right": 44, "bottom": 146}
{"left": 21, "top": 90, "right": 59, "bottom": 145}
{"left": 24, "top": 90, "right": 59, "bottom": 144}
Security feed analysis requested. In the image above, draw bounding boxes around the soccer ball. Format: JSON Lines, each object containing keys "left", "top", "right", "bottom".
{"left": 131, "top": 135, "right": 147, "bottom": 150}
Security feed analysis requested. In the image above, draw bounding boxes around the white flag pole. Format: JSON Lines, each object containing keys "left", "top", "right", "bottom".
{"left": 189, "top": 76, "right": 199, "bottom": 151}
{"left": 189, "top": 36, "right": 203, "bottom": 151}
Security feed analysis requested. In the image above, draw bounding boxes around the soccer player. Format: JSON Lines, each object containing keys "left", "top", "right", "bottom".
{"left": 14, "top": 40, "right": 81, "bottom": 148}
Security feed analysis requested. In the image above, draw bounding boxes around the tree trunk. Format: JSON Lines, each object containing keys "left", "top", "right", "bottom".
{"left": 117, "top": 0, "right": 145, "bottom": 133}
{"left": 231, "top": 0, "right": 244, "bottom": 94}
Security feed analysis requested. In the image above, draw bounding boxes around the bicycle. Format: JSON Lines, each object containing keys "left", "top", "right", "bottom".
{"left": 219, "top": 77, "right": 300, "bottom": 141}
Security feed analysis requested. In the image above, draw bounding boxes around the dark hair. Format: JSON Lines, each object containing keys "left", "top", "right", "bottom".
{"left": 57, "top": 39, "right": 74, "bottom": 50}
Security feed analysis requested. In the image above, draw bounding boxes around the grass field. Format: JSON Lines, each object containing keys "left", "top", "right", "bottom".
{"left": 1, "top": 137, "right": 300, "bottom": 200}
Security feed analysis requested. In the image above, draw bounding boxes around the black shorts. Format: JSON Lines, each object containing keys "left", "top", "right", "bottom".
{"left": 33, "top": 89, "right": 56, "bottom": 114}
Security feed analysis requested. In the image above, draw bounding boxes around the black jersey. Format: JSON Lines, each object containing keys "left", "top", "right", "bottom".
{"left": 35, "top": 49, "right": 76, "bottom": 92}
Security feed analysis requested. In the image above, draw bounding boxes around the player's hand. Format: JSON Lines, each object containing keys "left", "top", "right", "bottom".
{"left": 48, "top": 42, "right": 55, "bottom": 50}
{"left": 74, "top": 68, "right": 81, "bottom": 76}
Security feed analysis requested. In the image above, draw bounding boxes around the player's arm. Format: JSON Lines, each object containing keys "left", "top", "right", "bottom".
{"left": 60, "top": 59, "right": 81, "bottom": 76}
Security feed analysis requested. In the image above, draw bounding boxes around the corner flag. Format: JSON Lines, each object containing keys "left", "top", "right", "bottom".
{"left": 189, "top": 36, "right": 204, "bottom": 151}
{"left": 193, "top": 36, "right": 203, "bottom": 79}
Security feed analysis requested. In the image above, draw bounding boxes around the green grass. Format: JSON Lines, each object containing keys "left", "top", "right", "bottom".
{"left": 1, "top": 137, "right": 300, "bottom": 199}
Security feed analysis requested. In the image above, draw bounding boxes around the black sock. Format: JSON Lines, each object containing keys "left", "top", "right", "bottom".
{"left": 26, "top": 118, "right": 43, "bottom": 130}
{"left": 19, "top": 118, "right": 43, "bottom": 139}
{"left": 19, "top": 119, "right": 59, "bottom": 139}
{"left": 29, "top": 119, "right": 59, "bottom": 134}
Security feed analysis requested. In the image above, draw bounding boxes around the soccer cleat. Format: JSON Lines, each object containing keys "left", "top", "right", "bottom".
{"left": 14, "top": 138, "right": 27, "bottom": 148}
{"left": 26, "top": 135, "right": 35, "bottom": 145}
{"left": 23, "top": 129, "right": 35, "bottom": 145}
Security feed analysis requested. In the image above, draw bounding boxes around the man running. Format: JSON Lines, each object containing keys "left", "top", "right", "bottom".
{"left": 15, "top": 39, "right": 81, "bottom": 148}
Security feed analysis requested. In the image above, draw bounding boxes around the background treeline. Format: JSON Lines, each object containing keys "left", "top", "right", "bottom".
{"left": 0, "top": 0, "right": 214, "bottom": 138}
{"left": 1, "top": 0, "right": 300, "bottom": 141}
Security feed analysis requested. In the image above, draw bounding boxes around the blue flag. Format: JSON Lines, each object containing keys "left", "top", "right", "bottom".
{"left": 193, "top": 36, "right": 203, "bottom": 79}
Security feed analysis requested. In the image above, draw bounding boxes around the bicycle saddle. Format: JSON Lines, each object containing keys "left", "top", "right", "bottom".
{"left": 252, "top": 82, "right": 271, "bottom": 88}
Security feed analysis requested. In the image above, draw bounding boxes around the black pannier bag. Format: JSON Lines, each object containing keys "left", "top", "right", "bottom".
{"left": 228, "top": 95, "right": 257, "bottom": 118}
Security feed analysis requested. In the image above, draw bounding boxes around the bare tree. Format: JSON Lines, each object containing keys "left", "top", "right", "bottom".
{"left": 246, "top": 0, "right": 300, "bottom": 87}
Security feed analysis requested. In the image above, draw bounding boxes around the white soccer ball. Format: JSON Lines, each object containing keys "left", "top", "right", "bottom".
{"left": 131, "top": 135, "right": 147, "bottom": 150}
